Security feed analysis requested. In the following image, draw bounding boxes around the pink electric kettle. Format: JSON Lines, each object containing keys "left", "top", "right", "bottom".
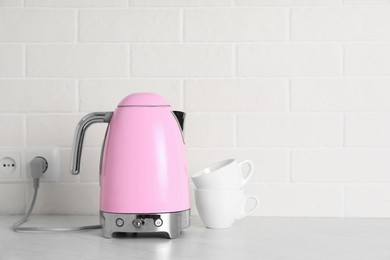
{"left": 70, "top": 93, "right": 190, "bottom": 238}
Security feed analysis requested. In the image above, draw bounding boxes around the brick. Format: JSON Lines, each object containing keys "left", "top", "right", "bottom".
{"left": 184, "top": 8, "right": 288, "bottom": 42}
{"left": 236, "top": 0, "right": 341, "bottom": 5}
{"left": 345, "top": 113, "right": 390, "bottom": 146}
{"left": 0, "top": 80, "right": 77, "bottom": 112}
{"left": 0, "top": 184, "right": 25, "bottom": 214}
{"left": 291, "top": 78, "right": 390, "bottom": 112}
{"left": 26, "top": 45, "right": 129, "bottom": 77}
{"left": 80, "top": 9, "right": 180, "bottom": 42}
{"left": 237, "top": 43, "right": 342, "bottom": 77}
{"left": 79, "top": 79, "right": 182, "bottom": 112}
{"left": 292, "top": 7, "right": 390, "bottom": 41}
{"left": 27, "top": 115, "right": 106, "bottom": 147}
{"left": 0, "top": 9, "right": 75, "bottom": 42}
{"left": 345, "top": 184, "right": 390, "bottom": 218}
{"left": 131, "top": 44, "right": 233, "bottom": 77}
{"left": 0, "top": 0, "right": 22, "bottom": 6}
{"left": 344, "top": 0, "right": 390, "bottom": 4}
{"left": 185, "top": 79, "right": 287, "bottom": 112}
{"left": 58, "top": 149, "right": 79, "bottom": 183}
{"left": 0, "top": 45, "right": 23, "bottom": 77}
{"left": 58, "top": 148, "right": 113, "bottom": 183}
{"left": 79, "top": 148, "right": 101, "bottom": 183}
{"left": 25, "top": 0, "right": 128, "bottom": 6}
{"left": 130, "top": 0, "right": 233, "bottom": 6}
{"left": 0, "top": 115, "right": 24, "bottom": 146}
{"left": 237, "top": 114, "right": 343, "bottom": 147}
{"left": 31, "top": 183, "right": 99, "bottom": 214}
{"left": 27, "top": 115, "right": 78, "bottom": 147}
{"left": 185, "top": 114, "right": 234, "bottom": 147}
{"left": 292, "top": 149, "right": 390, "bottom": 182}
{"left": 246, "top": 183, "right": 343, "bottom": 217}
{"left": 345, "top": 43, "right": 390, "bottom": 76}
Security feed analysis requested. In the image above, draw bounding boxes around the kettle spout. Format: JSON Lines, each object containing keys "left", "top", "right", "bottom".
{"left": 173, "top": 111, "right": 185, "bottom": 131}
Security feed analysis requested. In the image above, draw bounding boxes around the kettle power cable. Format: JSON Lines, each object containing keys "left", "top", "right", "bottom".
{"left": 12, "top": 157, "right": 101, "bottom": 233}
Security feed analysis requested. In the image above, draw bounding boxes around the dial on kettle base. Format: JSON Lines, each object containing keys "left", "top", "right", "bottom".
{"left": 130, "top": 218, "right": 162, "bottom": 228}
{"left": 100, "top": 210, "right": 190, "bottom": 239}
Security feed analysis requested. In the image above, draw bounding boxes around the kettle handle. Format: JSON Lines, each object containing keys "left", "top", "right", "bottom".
{"left": 70, "top": 112, "right": 113, "bottom": 175}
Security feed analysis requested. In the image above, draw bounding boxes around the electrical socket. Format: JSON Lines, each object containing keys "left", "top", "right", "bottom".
{"left": 0, "top": 148, "right": 59, "bottom": 182}
{"left": 0, "top": 151, "right": 21, "bottom": 178}
{"left": 25, "top": 148, "right": 59, "bottom": 182}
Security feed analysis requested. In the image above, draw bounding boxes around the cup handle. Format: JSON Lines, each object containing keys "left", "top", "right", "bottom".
{"left": 237, "top": 196, "right": 259, "bottom": 219}
{"left": 238, "top": 160, "right": 254, "bottom": 186}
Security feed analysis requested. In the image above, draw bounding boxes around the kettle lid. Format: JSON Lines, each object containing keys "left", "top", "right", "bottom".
{"left": 118, "top": 93, "right": 170, "bottom": 107}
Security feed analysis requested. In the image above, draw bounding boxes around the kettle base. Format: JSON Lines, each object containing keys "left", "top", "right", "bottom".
{"left": 100, "top": 209, "right": 190, "bottom": 239}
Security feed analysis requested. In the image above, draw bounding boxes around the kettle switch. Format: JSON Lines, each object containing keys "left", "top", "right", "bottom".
{"left": 115, "top": 218, "right": 124, "bottom": 227}
{"left": 132, "top": 219, "right": 144, "bottom": 229}
{"left": 154, "top": 218, "right": 163, "bottom": 227}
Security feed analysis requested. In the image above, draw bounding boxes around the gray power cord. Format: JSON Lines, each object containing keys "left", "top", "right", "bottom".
{"left": 13, "top": 156, "right": 102, "bottom": 232}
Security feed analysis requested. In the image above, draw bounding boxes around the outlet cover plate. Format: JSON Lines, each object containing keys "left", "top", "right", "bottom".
{"left": 0, "top": 151, "right": 21, "bottom": 179}
{"left": 0, "top": 147, "right": 60, "bottom": 183}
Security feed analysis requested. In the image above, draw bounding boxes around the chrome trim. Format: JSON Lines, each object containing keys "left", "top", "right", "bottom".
{"left": 100, "top": 209, "right": 190, "bottom": 239}
{"left": 70, "top": 112, "right": 113, "bottom": 175}
{"left": 99, "top": 125, "right": 110, "bottom": 179}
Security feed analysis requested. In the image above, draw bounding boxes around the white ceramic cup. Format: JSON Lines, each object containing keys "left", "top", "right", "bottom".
{"left": 191, "top": 159, "right": 254, "bottom": 190}
{"left": 195, "top": 189, "right": 259, "bottom": 229}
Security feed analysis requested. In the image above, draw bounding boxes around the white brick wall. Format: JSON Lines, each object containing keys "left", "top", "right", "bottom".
{"left": 0, "top": 1, "right": 389, "bottom": 218}
{"left": 0, "top": 45, "right": 23, "bottom": 77}
{"left": 131, "top": 44, "right": 233, "bottom": 77}
{"left": 79, "top": 9, "right": 181, "bottom": 42}
{"left": 0, "top": 80, "right": 77, "bottom": 112}
{"left": 292, "top": 149, "right": 390, "bottom": 182}
{"left": 237, "top": 43, "right": 342, "bottom": 76}
{"left": 0, "top": 9, "right": 76, "bottom": 42}
{"left": 345, "top": 43, "right": 390, "bottom": 76}
{"left": 129, "top": 0, "right": 234, "bottom": 7}
{"left": 184, "top": 9, "right": 288, "bottom": 42}
{"left": 27, "top": 45, "right": 130, "bottom": 77}
{"left": 291, "top": 7, "right": 390, "bottom": 41}
{"left": 185, "top": 79, "right": 288, "bottom": 112}
{"left": 345, "top": 113, "right": 390, "bottom": 146}
{"left": 185, "top": 114, "right": 235, "bottom": 147}
{"left": 237, "top": 114, "right": 343, "bottom": 147}
{"left": 291, "top": 79, "right": 390, "bottom": 112}
{"left": 236, "top": 0, "right": 342, "bottom": 5}
{"left": 0, "top": 116, "right": 24, "bottom": 146}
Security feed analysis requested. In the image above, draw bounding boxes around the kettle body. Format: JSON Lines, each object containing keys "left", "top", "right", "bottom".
{"left": 70, "top": 93, "right": 190, "bottom": 238}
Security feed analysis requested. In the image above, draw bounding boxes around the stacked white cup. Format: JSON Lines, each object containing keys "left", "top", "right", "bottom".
{"left": 191, "top": 159, "right": 259, "bottom": 229}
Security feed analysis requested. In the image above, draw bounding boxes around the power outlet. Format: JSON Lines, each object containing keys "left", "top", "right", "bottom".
{"left": 25, "top": 148, "right": 59, "bottom": 182}
{"left": 0, "top": 151, "right": 21, "bottom": 178}
{"left": 0, "top": 148, "right": 59, "bottom": 182}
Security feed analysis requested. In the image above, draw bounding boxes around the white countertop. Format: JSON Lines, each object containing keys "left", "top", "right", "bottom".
{"left": 1, "top": 215, "right": 389, "bottom": 260}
